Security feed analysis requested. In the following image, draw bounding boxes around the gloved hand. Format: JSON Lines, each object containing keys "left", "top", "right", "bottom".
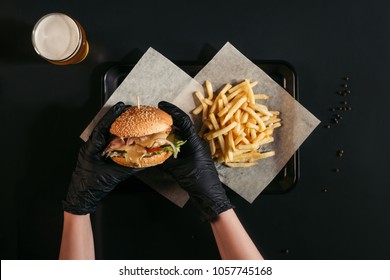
{"left": 63, "top": 102, "right": 143, "bottom": 215}
{"left": 158, "top": 101, "right": 233, "bottom": 222}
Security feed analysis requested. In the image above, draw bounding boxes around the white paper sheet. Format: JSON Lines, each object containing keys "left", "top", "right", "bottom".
{"left": 188, "top": 42, "right": 321, "bottom": 202}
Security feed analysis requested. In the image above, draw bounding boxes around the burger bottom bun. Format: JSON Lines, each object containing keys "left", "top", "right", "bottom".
{"left": 111, "top": 151, "right": 173, "bottom": 168}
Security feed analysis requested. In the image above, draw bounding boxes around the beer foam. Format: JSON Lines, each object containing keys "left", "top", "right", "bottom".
{"left": 33, "top": 13, "right": 80, "bottom": 61}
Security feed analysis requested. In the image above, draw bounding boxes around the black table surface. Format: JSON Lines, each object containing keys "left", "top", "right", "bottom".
{"left": 1, "top": 0, "right": 389, "bottom": 260}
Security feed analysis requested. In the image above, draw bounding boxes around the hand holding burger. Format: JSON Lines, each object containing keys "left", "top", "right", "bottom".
{"left": 63, "top": 102, "right": 145, "bottom": 215}
{"left": 158, "top": 101, "right": 233, "bottom": 222}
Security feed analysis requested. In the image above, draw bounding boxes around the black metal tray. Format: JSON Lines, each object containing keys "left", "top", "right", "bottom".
{"left": 102, "top": 61, "right": 299, "bottom": 194}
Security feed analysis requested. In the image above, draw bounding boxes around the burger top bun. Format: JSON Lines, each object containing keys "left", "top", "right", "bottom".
{"left": 110, "top": 105, "right": 173, "bottom": 138}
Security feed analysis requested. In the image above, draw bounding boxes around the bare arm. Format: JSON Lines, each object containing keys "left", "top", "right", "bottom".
{"left": 211, "top": 209, "right": 263, "bottom": 260}
{"left": 158, "top": 102, "right": 263, "bottom": 259}
{"left": 59, "top": 211, "right": 95, "bottom": 260}
{"left": 60, "top": 103, "right": 143, "bottom": 259}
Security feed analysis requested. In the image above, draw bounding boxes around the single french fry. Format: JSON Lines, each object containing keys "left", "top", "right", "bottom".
{"left": 241, "top": 136, "right": 251, "bottom": 145}
{"left": 205, "top": 80, "right": 213, "bottom": 100}
{"left": 209, "top": 113, "right": 220, "bottom": 130}
{"left": 234, "top": 132, "right": 247, "bottom": 146}
{"left": 240, "top": 111, "right": 249, "bottom": 124}
{"left": 237, "top": 143, "right": 260, "bottom": 151}
{"left": 231, "top": 151, "right": 260, "bottom": 161}
{"left": 209, "top": 95, "right": 220, "bottom": 114}
{"left": 233, "top": 121, "right": 241, "bottom": 134}
{"left": 209, "top": 84, "right": 231, "bottom": 114}
{"left": 255, "top": 150, "right": 275, "bottom": 160}
{"left": 192, "top": 104, "right": 203, "bottom": 115}
{"left": 261, "top": 115, "right": 270, "bottom": 121}
{"left": 231, "top": 151, "right": 275, "bottom": 162}
{"left": 268, "top": 122, "right": 282, "bottom": 129}
{"left": 248, "top": 117, "right": 257, "bottom": 124}
{"left": 222, "top": 97, "right": 247, "bottom": 125}
{"left": 205, "top": 121, "right": 238, "bottom": 140}
{"left": 211, "top": 84, "right": 232, "bottom": 109}
{"left": 195, "top": 91, "right": 205, "bottom": 103}
{"left": 249, "top": 103, "right": 273, "bottom": 116}
{"left": 254, "top": 93, "right": 269, "bottom": 100}
{"left": 264, "top": 128, "right": 274, "bottom": 136}
{"left": 217, "top": 135, "right": 226, "bottom": 154}
{"left": 201, "top": 102, "right": 208, "bottom": 121}
{"left": 225, "top": 162, "right": 257, "bottom": 168}
{"left": 217, "top": 92, "right": 245, "bottom": 117}
{"left": 221, "top": 92, "right": 228, "bottom": 106}
{"left": 250, "top": 128, "right": 257, "bottom": 140}
{"left": 264, "top": 118, "right": 281, "bottom": 126}
{"left": 203, "top": 98, "right": 213, "bottom": 106}
{"left": 228, "top": 130, "right": 235, "bottom": 152}
{"left": 193, "top": 90, "right": 205, "bottom": 115}
{"left": 243, "top": 107, "right": 266, "bottom": 131}
{"left": 217, "top": 102, "right": 232, "bottom": 117}
{"left": 240, "top": 101, "right": 248, "bottom": 111}
{"left": 227, "top": 88, "right": 243, "bottom": 101}
{"left": 257, "top": 136, "right": 274, "bottom": 146}
{"left": 232, "top": 149, "right": 251, "bottom": 156}
{"left": 218, "top": 83, "right": 232, "bottom": 95}
{"left": 227, "top": 149, "right": 234, "bottom": 162}
{"left": 245, "top": 79, "right": 255, "bottom": 104}
{"left": 217, "top": 99, "right": 224, "bottom": 113}
{"left": 209, "top": 138, "right": 216, "bottom": 156}
{"left": 254, "top": 132, "right": 266, "bottom": 143}
{"left": 246, "top": 122, "right": 260, "bottom": 130}
{"left": 234, "top": 109, "right": 242, "bottom": 122}
{"left": 228, "top": 80, "right": 247, "bottom": 93}
{"left": 203, "top": 119, "right": 213, "bottom": 130}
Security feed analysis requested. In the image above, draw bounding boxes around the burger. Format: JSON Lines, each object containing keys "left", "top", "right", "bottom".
{"left": 102, "top": 105, "right": 185, "bottom": 168}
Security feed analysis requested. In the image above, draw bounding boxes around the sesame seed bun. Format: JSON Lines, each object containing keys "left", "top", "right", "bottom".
{"left": 110, "top": 105, "right": 173, "bottom": 138}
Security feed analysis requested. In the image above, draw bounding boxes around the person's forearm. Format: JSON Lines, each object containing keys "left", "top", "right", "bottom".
{"left": 210, "top": 209, "right": 263, "bottom": 260}
{"left": 59, "top": 211, "right": 95, "bottom": 260}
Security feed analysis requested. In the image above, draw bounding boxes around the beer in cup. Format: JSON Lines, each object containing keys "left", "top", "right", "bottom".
{"left": 32, "top": 13, "right": 89, "bottom": 65}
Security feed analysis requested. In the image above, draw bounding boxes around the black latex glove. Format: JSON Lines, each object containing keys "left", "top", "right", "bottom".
{"left": 63, "top": 102, "right": 143, "bottom": 215}
{"left": 158, "top": 101, "right": 233, "bottom": 222}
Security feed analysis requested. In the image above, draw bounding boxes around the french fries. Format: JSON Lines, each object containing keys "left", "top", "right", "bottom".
{"left": 192, "top": 79, "right": 282, "bottom": 167}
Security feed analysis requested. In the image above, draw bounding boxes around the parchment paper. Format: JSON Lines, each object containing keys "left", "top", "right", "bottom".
{"left": 80, "top": 43, "right": 320, "bottom": 206}
{"left": 80, "top": 47, "right": 202, "bottom": 141}
{"left": 187, "top": 42, "right": 321, "bottom": 202}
